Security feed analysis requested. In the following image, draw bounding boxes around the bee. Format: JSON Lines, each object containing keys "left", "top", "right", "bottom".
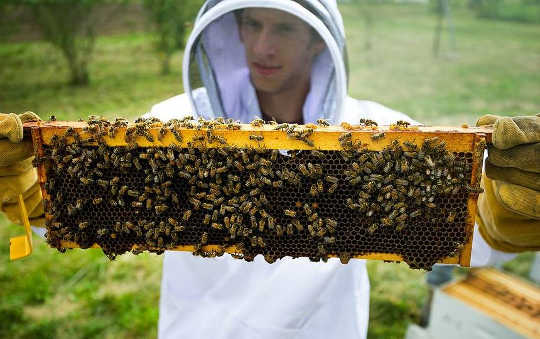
{"left": 357, "top": 118, "right": 374, "bottom": 126}
{"left": 78, "top": 221, "right": 89, "bottom": 229}
{"left": 317, "top": 179, "right": 324, "bottom": 193}
{"left": 367, "top": 224, "right": 378, "bottom": 234}
{"left": 275, "top": 224, "right": 284, "bottom": 237}
{"left": 309, "top": 184, "right": 318, "bottom": 196}
{"left": 316, "top": 118, "right": 330, "bottom": 126}
{"left": 80, "top": 177, "right": 94, "bottom": 185}
{"left": 258, "top": 219, "right": 266, "bottom": 232}
{"left": 466, "top": 185, "right": 484, "bottom": 194}
{"left": 338, "top": 132, "right": 352, "bottom": 143}
{"left": 249, "top": 134, "right": 264, "bottom": 141}
{"left": 340, "top": 122, "right": 353, "bottom": 130}
{"left": 339, "top": 253, "right": 351, "bottom": 264}
{"left": 189, "top": 198, "right": 201, "bottom": 209}
{"left": 97, "top": 228, "right": 109, "bottom": 237}
{"left": 293, "top": 219, "right": 304, "bottom": 232}
{"left": 403, "top": 140, "right": 417, "bottom": 150}
{"left": 127, "top": 190, "right": 139, "bottom": 198}
{"left": 202, "top": 202, "right": 213, "bottom": 210}
{"left": 250, "top": 118, "right": 264, "bottom": 127}
{"left": 328, "top": 183, "right": 338, "bottom": 194}
{"left": 49, "top": 115, "right": 57, "bottom": 121}
{"left": 272, "top": 180, "right": 283, "bottom": 188}
{"left": 270, "top": 149, "right": 279, "bottom": 161}
{"left": 211, "top": 223, "right": 223, "bottom": 230}
{"left": 317, "top": 244, "right": 327, "bottom": 256}
{"left": 183, "top": 210, "right": 192, "bottom": 221}
{"left": 326, "top": 218, "right": 338, "bottom": 230}
{"left": 371, "top": 132, "right": 385, "bottom": 140}
{"left": 284, "top": 209, "right": 296, "bottom": 217}
{"left": 155, "top": 204, "right": 169, "bottom": 214}
{"left": 396, "top": 120, "right": 410, "bottom": 127}
{"left": 201, "top": 232, "right": 208, "bottom": 244}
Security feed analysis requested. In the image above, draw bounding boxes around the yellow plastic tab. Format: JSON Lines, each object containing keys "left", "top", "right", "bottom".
{"left": 9, "top": 194, "right": 33, "bottom": 260}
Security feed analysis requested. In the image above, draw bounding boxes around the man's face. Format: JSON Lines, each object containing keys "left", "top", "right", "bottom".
{"left": 239, "top": 8, "right": 325, "bottom": 95}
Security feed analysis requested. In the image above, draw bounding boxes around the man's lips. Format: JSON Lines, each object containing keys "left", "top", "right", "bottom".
{"left": 252, "top": 62, "right": 281, "bottom": 76}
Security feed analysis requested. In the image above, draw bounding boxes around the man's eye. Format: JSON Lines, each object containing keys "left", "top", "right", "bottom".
{"left": 276, "top": 24, "right": 294, "bottom": 34}
{"left": 244, "top": 19, "right": 261, "bottom": 29}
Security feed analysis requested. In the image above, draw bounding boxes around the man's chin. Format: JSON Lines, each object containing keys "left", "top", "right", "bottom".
{"left": 252, "top": 82, "right": 281, "bottom": 95}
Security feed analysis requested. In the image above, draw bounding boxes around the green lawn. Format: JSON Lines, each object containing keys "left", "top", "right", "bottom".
{"left": 1, "top": 3, "right": 538, "bottom": 339}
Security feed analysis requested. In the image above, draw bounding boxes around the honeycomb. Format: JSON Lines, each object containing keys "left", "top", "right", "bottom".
{"left": 31, "top": 117, "right": 487, "bottom": 270}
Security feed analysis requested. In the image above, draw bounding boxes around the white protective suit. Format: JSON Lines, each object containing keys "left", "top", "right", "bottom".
{"left": 142, "top": 1, "right": 515, "bottom": 338}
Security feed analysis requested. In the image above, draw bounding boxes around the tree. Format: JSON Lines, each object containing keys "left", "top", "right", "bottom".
{"left": 143, "top": 0, "right": 203, "bottom": 75}
{"left": 2, "top": 1, "right": 125, "bottom": 86}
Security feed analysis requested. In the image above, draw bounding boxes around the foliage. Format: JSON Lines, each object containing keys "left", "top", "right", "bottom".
{"left": 0, "top": 1, "right": 127, "bottom": 86}
{"left": 470, "top": 0, "right": 540, "bottom": 23}
{"left": 143, "top": 0, "right": 203, "bottom": 75}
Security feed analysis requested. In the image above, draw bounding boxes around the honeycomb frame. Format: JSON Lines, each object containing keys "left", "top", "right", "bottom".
{"left": 25, "top": 119, "right": 492, "bottom": 269}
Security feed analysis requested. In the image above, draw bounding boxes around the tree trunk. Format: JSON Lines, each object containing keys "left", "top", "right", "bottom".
{"left": 161, "top": 54, "right": 171, "bottom": 75}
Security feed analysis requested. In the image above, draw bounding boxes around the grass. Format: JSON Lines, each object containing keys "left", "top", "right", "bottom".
{"left": 0, "top": 3, "right": 538, "bottom": 339}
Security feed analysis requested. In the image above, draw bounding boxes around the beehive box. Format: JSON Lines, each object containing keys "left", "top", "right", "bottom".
{"left": 25, "top": 117, "right": 491, "bottom": 270}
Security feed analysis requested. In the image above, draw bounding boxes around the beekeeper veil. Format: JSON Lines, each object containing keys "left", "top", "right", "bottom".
{"left": 183, "top": 0, "right": 348, "bottom": 123}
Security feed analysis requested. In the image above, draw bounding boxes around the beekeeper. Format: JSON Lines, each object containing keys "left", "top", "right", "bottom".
{"left": 0, "top": 1, "right": 538, "bottom": 338}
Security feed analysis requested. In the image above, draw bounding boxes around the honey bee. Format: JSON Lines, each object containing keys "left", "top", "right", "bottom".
{"left": 250, "top": 118, "right": 264, "bottom": 127}
{"left": 201, "top": 232, "right": 208, "bottom": 244}
{"left": 309, "top": 184, "right": 318, "bottom": 196}
{"left": 316, "top": 118, "right": 330, "bottom": 127}
{"left": 359, "top": 118, "right": 378, "bottom": 126}
{"left": 466, "top": 185, "right": 484, "bottom": 194}
{"left": 183, "top": 210, "right": 192, "bottom": 221}
{"left": 78, "top": 222, "right": 89, "bottom": 229}
{"left": 317, "top": 179, "right": 324, "bottom": 193}
{"left": 154, "top": 204, "right": 168, "bottom": 214}
{"left": 284, "top": 209, "right": 297, "bottom": 217}
{"left": 340, "top": 122, "right": 353, "bottom": 130}
{"left": 211, "top": 223, "right": 223, "bottom": 230}
{"left": 328, "top": 183, "right": 338, "bottom": 193}
{"left": 80, "top": 177, "right": 94, "bottom": 185}
{"left": 275, "top": 224, "right": 284, "bottom": 237}
{"left": 127, "top": 190, "right": 139, "bottom": 198}
{"left": 249, "top": 134, "right": 264, "bottom": 141}
{"left": 339, "top": 253, "right": 351, "bottom": 264}
{"left": 290, "top": 219, "right": 302, "bottom": 232}
{"left": 270, "top": 149, "right": 279, "bottom": 161}
{"left": 317, "top": 244, "right": 327, "bottom": 256}
{"left": 371, "top": 132, "right": 385, "bottom": 140}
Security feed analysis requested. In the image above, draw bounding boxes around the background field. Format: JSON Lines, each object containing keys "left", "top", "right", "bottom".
{"left": 1, "top": 3, "right": 539, "bottom": 339}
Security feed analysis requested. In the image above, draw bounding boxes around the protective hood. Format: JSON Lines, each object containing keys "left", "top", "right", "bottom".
{"left": 182, "top": 0, "right": 348, "bottom": 123}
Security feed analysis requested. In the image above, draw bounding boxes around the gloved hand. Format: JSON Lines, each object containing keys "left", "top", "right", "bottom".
{"left": 0, "top": 112, "right": 45, "bottom": 227}
{"left": 476, "top": 114, "right": 540, "bottom": 252}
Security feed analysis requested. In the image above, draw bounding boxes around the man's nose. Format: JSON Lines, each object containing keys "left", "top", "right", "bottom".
{"left": 253, "top": 29, "right": 277, "bottom": 57}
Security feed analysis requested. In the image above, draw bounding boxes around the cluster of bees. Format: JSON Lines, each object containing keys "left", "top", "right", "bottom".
{"left": 38, "top": 115, "right": 480, "bottom": 269}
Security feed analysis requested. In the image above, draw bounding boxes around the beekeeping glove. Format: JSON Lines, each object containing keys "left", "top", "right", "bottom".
{"left": 476, "top": 114, "right": 540, "bottom": 252}
{"left": 0, "top": 112, "right": 45, "bottom": 227}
